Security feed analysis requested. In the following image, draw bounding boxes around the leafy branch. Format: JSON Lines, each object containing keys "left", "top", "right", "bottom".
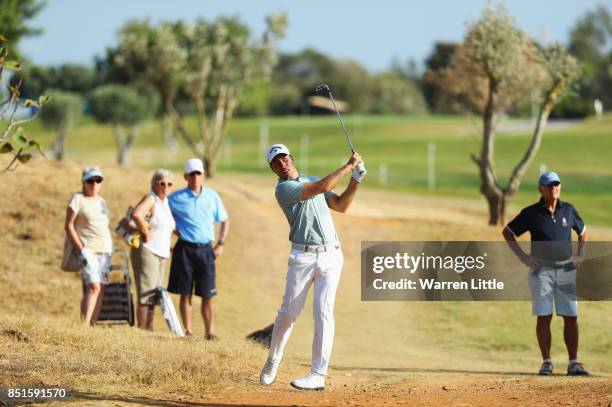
{"left": 0, "top": 34, "right": 48, "bottom": 173}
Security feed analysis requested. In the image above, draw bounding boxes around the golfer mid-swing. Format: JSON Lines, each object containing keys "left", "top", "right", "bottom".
{"left": 260, "top": 144, "right": 365, "bottom": 390}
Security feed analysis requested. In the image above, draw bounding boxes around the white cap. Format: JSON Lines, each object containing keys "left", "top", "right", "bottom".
{"left": 184, "top": 158, "right": 204, "bottom": 174}
{"left": 82, "top": 166, "right": 104, "bottom": 181}
{"left": 267, "top": 144, "right": 291, "bottom": 163}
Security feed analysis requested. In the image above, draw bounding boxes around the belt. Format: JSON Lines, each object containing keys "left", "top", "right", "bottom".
{"left": 291, "top": 243, "right": 340, "bottom": 253}
{"left": 539, "top": 259, "right": 573, "bottom": 267}
{"left": 178, "top": 240, "right": 211, "bottom": 248}
{"left": 534, "top": 259, "right": 575, "bottom": 273}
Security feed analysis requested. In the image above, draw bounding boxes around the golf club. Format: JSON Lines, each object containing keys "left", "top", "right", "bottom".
{"left": 315, "top": 84, "right": 366, "bottom": 177}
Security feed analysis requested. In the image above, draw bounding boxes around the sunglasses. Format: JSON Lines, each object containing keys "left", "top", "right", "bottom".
{"left": 546, "top": 181, "right": 561, "bottom": 187}
{"left": 156, "top": 181, "right": 173, "bottom": 187}
{"left": 86, "top": 178, "right": 103, "bottom": 184}
{"left": 188, "top": 171, "right": 203, "bottom": 177}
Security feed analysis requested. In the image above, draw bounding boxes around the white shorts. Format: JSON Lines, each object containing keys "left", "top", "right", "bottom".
{"left": 81, "top": 252, "right": 111, "bottom": 286}
{"left": 529, "top": 265, "right": 577, "bottom": 317}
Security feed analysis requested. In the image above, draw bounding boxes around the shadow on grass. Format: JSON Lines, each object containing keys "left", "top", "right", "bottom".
{"left": 68, "top": 390, "right": 288, "bottom": 407}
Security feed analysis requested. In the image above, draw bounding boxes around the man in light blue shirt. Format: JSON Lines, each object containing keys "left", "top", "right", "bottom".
{"left": 260, "top": 143, "right": 366, "bottom": 391}
{"left": 168, "top": 158, "right": 229, "bottom": 339}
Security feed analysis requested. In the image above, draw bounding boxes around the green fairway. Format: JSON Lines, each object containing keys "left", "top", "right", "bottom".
{"left": 23, "top": 113, "right": 612, "bottom": 226}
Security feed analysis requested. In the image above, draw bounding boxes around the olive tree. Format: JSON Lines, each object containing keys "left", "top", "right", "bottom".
{"left": 111, "top": 20, "right": 186, "bottom": 147}
{"left": 90, "top": 85, "right": 159, "bottom": 165}
{"left": 39, "top": 90, "right": 82, "bottom": 161}
{"left": 109, "top": 14, "right": 287, "bottom": 176}
{"left": 438, "top": 5, "right": 580, "bottom": 225}
{"left": 0, "top": 0, "right": 45, "bottom": 61}
{"left": 169, "top": 14, "right": 287, "bottom": 176}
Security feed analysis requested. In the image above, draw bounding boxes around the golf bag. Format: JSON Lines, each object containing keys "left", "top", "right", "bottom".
{"left": 246, "top": 323, "right": 274, "bottom": 348}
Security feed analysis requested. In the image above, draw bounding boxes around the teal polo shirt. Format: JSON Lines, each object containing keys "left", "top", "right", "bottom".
{"left": 168, "top": 186, "right": 228, "bottom": 244}
{"left": 275, "top": 175, "right": 339, "bottom": 246}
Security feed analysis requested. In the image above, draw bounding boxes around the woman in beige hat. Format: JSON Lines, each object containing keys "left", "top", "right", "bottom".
{"left": 64, "top": 165, "right": 113, "bottom": 326}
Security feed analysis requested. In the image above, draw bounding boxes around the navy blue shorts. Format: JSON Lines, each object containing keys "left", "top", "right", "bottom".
{"left": 168, "top": 240, "right": 216, "bottom": 298}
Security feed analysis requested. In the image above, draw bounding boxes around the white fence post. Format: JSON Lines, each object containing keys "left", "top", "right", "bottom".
{"left": 428, "top": 142, "right": 436, "bottom": 190}
{"left": 224, "top": 138, "right": 232, "bottom": 168}
{"left": 379, "top": 163, "right": 388, "bottom": 187}
{"left": 594, "top": 99, "right": 603, "bottom": 120}
{"left": 259, "top": 121, "right": 269, "bottom": 167}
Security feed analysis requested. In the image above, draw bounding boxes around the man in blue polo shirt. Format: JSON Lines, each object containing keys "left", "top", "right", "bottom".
{"left": 168, "top": 158, "right": 229, "bottom": 339}
{"left": 502, "top": 171, "right": 589, "bottom": 376}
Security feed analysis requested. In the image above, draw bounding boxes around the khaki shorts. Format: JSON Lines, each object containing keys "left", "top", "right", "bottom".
{"left": 529, "top": 264, "right": 578, "bottom": 317}
{"left": 131, "top": 245, "right": 166, "bottom": 305}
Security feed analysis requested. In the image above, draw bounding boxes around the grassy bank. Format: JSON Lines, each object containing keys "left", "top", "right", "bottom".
{"left": 22, "top": 113, "right": 612, "bottom": 226}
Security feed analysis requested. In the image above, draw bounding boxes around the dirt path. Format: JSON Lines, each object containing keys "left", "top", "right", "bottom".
{"left": 47, "top": 373, "right": 612, "bottom": 406}
{"left": 225, "top": 375, "right": 611, "bottom": 407}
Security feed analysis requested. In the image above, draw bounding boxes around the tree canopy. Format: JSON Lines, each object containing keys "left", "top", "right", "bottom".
{"left": 90, "top": 85, "right": 158, "bottom": 126}
{"left": 0, "top": 0, "right": 45, "bottom": 60}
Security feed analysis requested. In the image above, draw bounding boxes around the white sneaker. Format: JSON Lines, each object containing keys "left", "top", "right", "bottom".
{"left": 290, "top": 370, "right": 325, "bottom": 391}
{"left": 260, "top": 358, "right": 280, "bottom": 385}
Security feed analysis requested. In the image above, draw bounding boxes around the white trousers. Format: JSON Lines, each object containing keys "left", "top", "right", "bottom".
{"left": 268, "top": 247, "right": 343, "bottom": 375}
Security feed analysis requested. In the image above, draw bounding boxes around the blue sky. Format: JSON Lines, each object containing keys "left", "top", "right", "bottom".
{"left": 21, "top": 0, "right": 611, "bottom": 72}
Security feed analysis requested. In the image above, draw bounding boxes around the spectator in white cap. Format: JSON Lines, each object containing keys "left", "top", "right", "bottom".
{"left": 64, "top": 165, "right": 113, "bottom": 326}
{"left": 167, "top": 158, "right": 229, "bottom": 339}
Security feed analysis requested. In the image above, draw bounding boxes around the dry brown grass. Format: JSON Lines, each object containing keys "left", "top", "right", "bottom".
{"left": 0, "top": 315, "right": 261, "bottom": 391}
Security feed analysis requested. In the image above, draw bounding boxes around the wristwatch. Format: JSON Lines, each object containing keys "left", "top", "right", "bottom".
{"left": 216, "top": 240, "right": 225, "bottom": 246}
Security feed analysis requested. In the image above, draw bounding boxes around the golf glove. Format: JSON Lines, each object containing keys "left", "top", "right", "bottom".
{"left": 352, "top": 163, "right": 367, "bottom": 183}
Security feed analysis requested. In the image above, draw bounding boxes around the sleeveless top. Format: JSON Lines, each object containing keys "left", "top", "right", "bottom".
{"left": 142, "top": 193, "right": 175, "bottom": 258}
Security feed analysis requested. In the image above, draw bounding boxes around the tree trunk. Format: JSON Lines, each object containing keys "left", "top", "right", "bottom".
{"left": 166, "top": 100, "right": 202, "bottom": 156}
{"left": 113, "top": 125, "right": 140, "bottom": 166}
{"left": 162, "top": 114, "right": 176, "bottom": 148}
{"left": 120, "top": 125, "right": 140, "bottom": 166}
{"left": 476, "top": 78, "right": 565, "bottom": 226}
{"left": 212, "top": 91, "right": 239, "bottom": 161}
{"left": 481, "top": 189, "right": 512, "bottom": 225}
{"left": 113, "top": 124, "right": 130, "bottom": 166}
{"left": 204, "top": 155, "right": 215, "bottom": 178}
{"left": 505, "top": 79, "right": 563, "bottom": 196}
{"left": 205, "top": 90, "right": 240, "bottom": 179}
{"left": 194, "top": 97, "right": 210, "bottom": 148}
{"left": 475, "top": 77, "right": 504, "bottom": 225}
{"left": 53, "top": 126, "right": 67, "bottom": 161}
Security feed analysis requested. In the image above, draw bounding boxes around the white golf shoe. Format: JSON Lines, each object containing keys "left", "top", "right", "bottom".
{"left": 260, "top": 358, "right": 280, "bottom": 385}
{"left": 290, "top": 370, "right": 325, "bottom": 391}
